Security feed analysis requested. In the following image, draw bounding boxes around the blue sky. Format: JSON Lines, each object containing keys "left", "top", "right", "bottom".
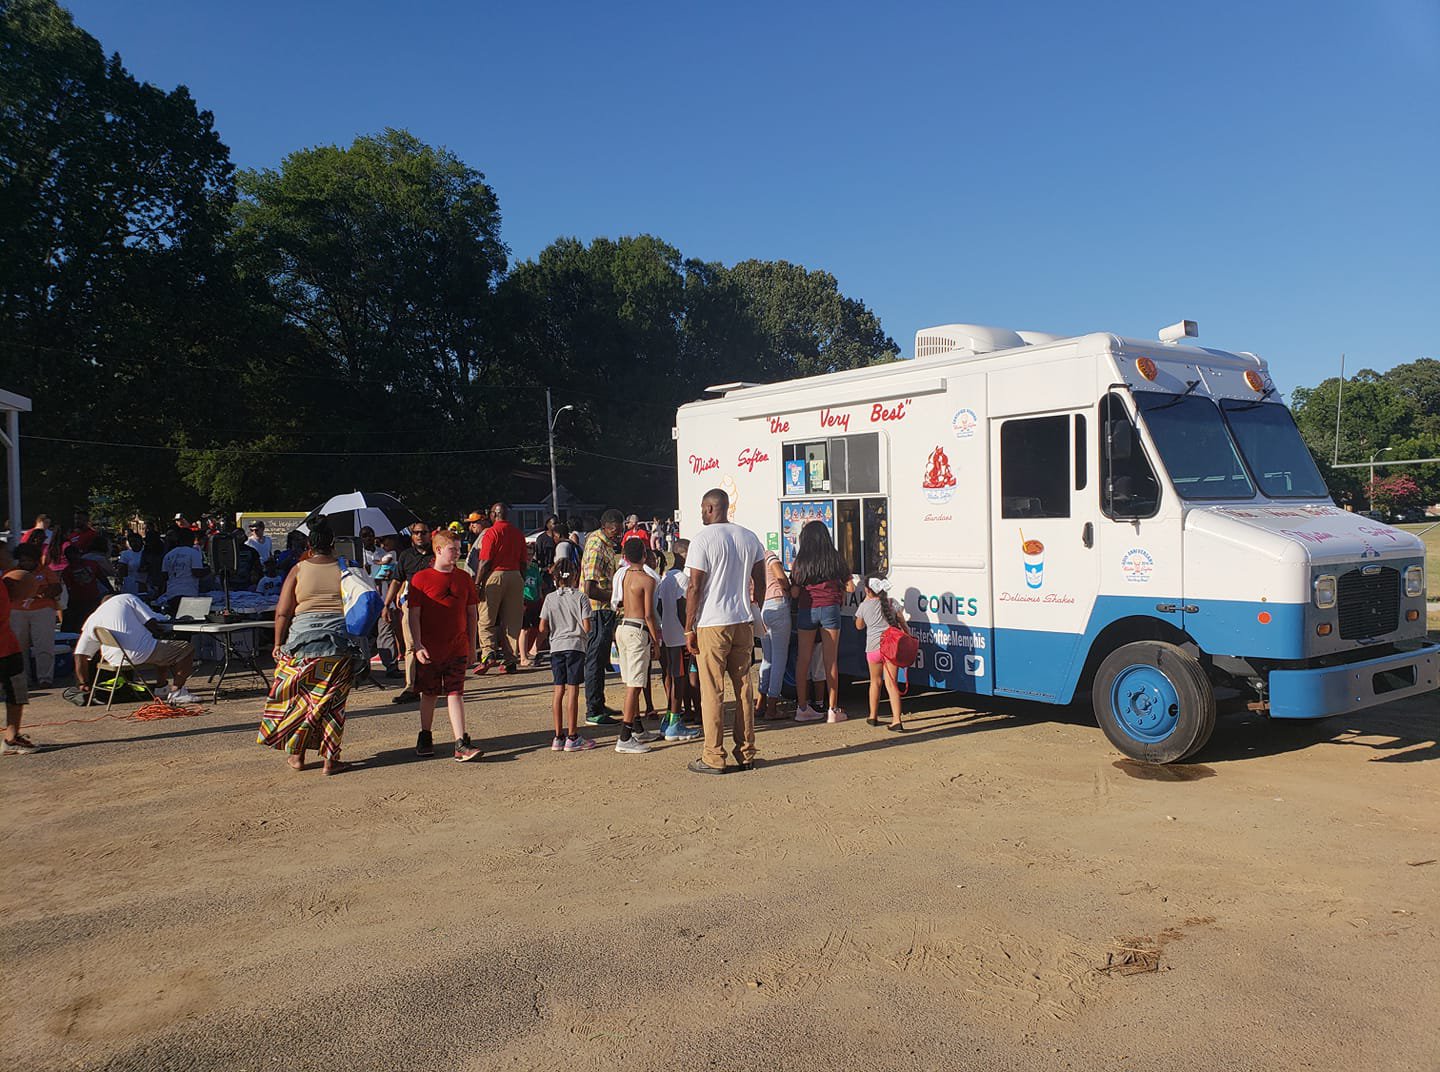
{"left": 65, "top": 0, "right": 1438, "bottom": 395}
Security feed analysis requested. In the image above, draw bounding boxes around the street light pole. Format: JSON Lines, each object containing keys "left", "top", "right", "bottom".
{"left": 1368, "top": 446, "right": 1393, "bottom": 513}
{"left": 547, "top": 389, "right": 574, "bottom": 517}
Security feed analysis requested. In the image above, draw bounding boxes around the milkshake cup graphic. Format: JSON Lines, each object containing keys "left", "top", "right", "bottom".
{"left": 1021, "top": 532, "right": 1044, "bottom": 589}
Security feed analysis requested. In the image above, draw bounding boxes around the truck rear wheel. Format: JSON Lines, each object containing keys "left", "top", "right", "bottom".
{"left": 1092, "top": 641, "right": 1216, "bottom": 764}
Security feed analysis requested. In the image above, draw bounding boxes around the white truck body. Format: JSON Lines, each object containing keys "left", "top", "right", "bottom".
{"left": 674, "top": 324, "right": 1437, "bottom": 760}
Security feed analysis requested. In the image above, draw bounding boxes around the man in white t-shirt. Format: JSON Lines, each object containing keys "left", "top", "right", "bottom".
{"left": 72, "top": 594, "right": 198, "bottom": 704}
{"left": 160, "top": 528, "right": 207, "bottom": 604}
{"left": 245, "top": 521, "right": 275, "bottom": 565}
{"left": 684, "top": 487, "right": 766, "bottom": 774}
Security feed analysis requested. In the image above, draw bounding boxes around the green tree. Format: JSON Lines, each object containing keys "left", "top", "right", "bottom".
{"left": 0, "top": 0, "right": 239, "bottom": 518}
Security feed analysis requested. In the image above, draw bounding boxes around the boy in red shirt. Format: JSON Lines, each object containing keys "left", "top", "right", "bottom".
{"left": 405, "top": 529, "right": 482, "bottom": 762}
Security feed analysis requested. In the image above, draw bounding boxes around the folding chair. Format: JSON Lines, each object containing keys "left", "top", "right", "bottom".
{"left": 85, "top": 626, "right": 164, "bottom": 712}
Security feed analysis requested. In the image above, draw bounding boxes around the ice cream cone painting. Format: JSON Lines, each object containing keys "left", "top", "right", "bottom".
{"left": 1020, "top": 529, "right": 1044, "bottom": 589}
{"left": 922, "top": 445, "right": 957, "bottom": 504}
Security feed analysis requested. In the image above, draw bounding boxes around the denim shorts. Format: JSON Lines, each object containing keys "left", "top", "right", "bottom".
{"left": 550, "top": 648, "right": 584, "bottom": 686}
{"left": 797, "top": 603, "right": 841, "bottom": 632}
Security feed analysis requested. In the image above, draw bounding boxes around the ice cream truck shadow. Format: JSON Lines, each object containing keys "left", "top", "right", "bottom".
{"left": 675, "top": 320, "right": 1437, "bottom": 763}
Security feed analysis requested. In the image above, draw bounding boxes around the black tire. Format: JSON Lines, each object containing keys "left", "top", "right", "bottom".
{"left": 1092, "top": 640, "right": 1216, "bottom": 764}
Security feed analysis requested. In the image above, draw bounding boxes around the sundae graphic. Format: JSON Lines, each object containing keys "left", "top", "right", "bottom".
{"left": 923, "top": 445, "right": 957, "bottom": 504}
{"left": 1020, "top": 530, "right": 1044, "bottom": 589}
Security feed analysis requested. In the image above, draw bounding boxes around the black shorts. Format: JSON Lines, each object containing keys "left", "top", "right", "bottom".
{"left": 550, "top": 649, "right": 584, "bottom": 687}
{"left": 1, "top": 651, "right": 27, "bottom": 706}
{"left": 661, "top": 645, "right": 687, "bottom": 677}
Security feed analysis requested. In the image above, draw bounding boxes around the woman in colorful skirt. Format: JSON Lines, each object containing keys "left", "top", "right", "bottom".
{"left": 258, "top": 517, "right": 356, "bottom": 775}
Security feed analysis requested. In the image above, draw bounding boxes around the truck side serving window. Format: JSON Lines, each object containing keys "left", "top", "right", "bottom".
{"left": 782, "top": 433, "right": 881, "bottom": 496}
{"left": 1100, "top": 393, "right": 1161, "bottom": 519}
{"left": 1000, "top": 416, "right": 1070, "bottom": 519}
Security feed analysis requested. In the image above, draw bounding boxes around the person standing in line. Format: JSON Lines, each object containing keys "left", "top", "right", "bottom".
{"left": 654, "top": 539, "right": 701, "bottom": 742}
{"left": 612, "top": 538, "right": 663, "bottom": 754}
{"left": 790, "top": 520, "right": 853, "bottom": 724}
{"left": 538, "top": 558, "right": 595, "bottom": 751}
{"left": 0, "top": 545, "right": 41, "bottom": 754}
{"left": 258, "top": 517, "right": 356, "bottom": 775}
{"left": 855, "top": 573, "right": 908, "bottom": 731}
{"left": 384, "top": 522, "right": 434, "bottom": 704}
{"left": 610, "top": 544, "right": 662, "bottom": 731}
{"left": 9, "top": 543, "right": 59, "bottom": 688}
{"left": 474, "top": 502, "right": 528, "bottom": 674}
{"left": 405, "top": 529, "right": 483, "bottom": 762}
{"left": 462, "top": 511, "right": 488, "bottom": 575}
{"left": 757, "top": 547, "right": 793, "bottom": 721}
{"left": 684, "top": 488, "right": 766, "bottom": 775}
{"left": 581, "top": 509, "right": 623, "bottom": 725}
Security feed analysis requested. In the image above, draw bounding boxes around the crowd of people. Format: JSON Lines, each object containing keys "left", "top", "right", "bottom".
{"left": 1, "top": 492, "right": 915, "bottom": 771}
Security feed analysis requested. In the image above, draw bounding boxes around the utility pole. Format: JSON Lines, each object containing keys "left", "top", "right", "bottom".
{"left": 547, "top": 389, "right": 574, "bottom": 518}
{"left": 1332, "top": 354, "right": 1345, "bottom": 465}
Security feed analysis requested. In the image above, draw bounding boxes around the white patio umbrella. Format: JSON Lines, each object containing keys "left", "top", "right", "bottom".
{"left": 297, "top": 491, "right": 422, "bottom": 538}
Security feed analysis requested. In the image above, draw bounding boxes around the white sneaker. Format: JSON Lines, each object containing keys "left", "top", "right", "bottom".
{"left": 632, "top": 727, "right": 661, "bottom": 743}
{"left": 614, "top": 736, "right": 651, "bottom": 754}
{"left": 154, "top": 685, "right": 175, "bottom": 701}
{"left": 794, "top": 705, "right": 825, "bottom": 723}
{"left": 827, "top": 708, "right": 848, "bottom": 723}
{"left": 169, "top": 688, "right": 199, "bottom": 705}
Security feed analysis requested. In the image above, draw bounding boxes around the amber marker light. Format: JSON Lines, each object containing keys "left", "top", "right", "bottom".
{"left": 1136, "top": 357, "right": 1158, "bottom": 381}
{"left": 1316, "top": 623, "right": 1332, "bottom": 636}
{"left": 1244, "top": 369, "right": 1266, "bottom": 392}
{"left": 1407, "top": 609, "right": 1420, "bottom": 622}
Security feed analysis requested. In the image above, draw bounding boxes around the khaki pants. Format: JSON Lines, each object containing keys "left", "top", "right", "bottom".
{"left": 11, "top": 608, "right": 56, "bottom": 683}
{"left": 481, "top": 570, "right": 524, "bottom": 665}
{"left": 696, "top": 622, "right": 756, "bottom": 769}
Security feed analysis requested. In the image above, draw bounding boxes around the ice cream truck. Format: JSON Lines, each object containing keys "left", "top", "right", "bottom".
{"left": 672, "top": 321, "right": 1438, "bottom": 763}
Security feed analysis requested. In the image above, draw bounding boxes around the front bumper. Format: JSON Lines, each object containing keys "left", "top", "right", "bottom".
{"left": 1267, "top": 642, "right": 1440, "bottom": 719}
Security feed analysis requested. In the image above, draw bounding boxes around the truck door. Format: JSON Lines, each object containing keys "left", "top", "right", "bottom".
{"left": 989, "top": 410, "right": 1101, "bottom": 701}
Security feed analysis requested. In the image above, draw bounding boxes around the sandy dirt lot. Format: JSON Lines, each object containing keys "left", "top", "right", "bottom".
{"left": 3, "top": 660, "right": 1437, "bottom": 1072}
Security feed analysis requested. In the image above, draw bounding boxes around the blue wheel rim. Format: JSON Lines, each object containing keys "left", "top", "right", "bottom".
{"left": 1109, "top": 663, "right": 1181, "bottom": 744}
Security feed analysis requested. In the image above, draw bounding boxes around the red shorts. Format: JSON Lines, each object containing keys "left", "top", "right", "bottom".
{"left": 416, "top": 654, "right": 468, "bottom": 696}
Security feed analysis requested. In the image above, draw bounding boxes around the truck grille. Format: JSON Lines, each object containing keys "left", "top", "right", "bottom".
{"left": 1336, "top": 567, "right": 1400, "bottom": 639}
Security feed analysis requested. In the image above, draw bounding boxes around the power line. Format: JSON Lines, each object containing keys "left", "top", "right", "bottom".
{"left": 21, "top": 434, "right": 547, "bottom": 458}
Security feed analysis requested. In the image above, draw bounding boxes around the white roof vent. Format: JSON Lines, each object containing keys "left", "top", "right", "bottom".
{"left": 914, "top": 324, "right": 1026, "bottom": 359}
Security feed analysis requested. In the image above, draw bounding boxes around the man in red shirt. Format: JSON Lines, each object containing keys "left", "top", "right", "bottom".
{"left": 621, "top": 514, "right": 650, "bottom": 549}
{"left": 475, "top": 502, "right": 529, "bottom": 674}
{"left": 405, "top": 529, "right": 482, "bottom": 762}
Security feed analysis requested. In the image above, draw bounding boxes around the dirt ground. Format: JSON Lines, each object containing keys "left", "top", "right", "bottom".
{"left": 3, "top": 658, "right": 1438, "bottom": 1072}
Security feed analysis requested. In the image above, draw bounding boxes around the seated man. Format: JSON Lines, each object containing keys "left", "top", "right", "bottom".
{"left": 73, "top": 594, "right": 198, "bottom": 704}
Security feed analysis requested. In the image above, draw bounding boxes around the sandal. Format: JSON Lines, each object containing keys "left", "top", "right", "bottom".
{"left": 866, "top": 716, "right": 880, "bottom": 727}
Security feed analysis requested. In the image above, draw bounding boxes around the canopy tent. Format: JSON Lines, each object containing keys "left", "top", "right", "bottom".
{"left": 0, "top": 388, "right": 31, "bottom": 539}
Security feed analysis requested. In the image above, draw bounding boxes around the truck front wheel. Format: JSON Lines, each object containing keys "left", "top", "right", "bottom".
{"left": 1092, "top": 641, "right": 1216, "bottom": 764}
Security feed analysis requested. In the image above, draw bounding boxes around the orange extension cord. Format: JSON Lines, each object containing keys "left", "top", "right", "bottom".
{"left": 27, "top": 693, "right": 207, "bottom": 728}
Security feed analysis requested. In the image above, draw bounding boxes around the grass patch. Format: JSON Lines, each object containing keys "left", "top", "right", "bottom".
{"left": 1394, "top": 522, "right": 1440, "bottom": 594}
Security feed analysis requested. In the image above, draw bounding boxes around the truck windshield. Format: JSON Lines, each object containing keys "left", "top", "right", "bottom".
{"left": 1219, "top": 399, "right": 1330, "bottom": 498}
{"left": 1133, "top": 393, "right": 1255, "bottom": 500}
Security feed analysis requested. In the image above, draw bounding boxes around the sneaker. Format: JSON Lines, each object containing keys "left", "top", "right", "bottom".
{"left": 1, "top": 735, "right": 41, "bottom": 755}
{"left": 551, "top": 736, "right": 565, "bottom": 751}
{"left": 827, "top": 708, "right": 848, "bottom": 723}
{"left": 794, "top": 705, "right": 825, "bottom": 723}
{"left": 168, "top": 688, "right": 199, "bottom": 705}
{"left": 454, "top": 735, "right": 483, "bottom": 762}
{"left": 663, "top": 716, "right": 701, "bottom": 741}
{"left": 614, "top": 736, "right": 651, "bottom": 754}
{"left": 416, "top": 730, "right": 435, "bottom": 757}
{"left": 391, "top": 689, "right": 420, "bottom": 704}
{"left": 585, "top": 711, "right": 618, "bottom": 726}
{"left": 632, "top": 727, "right": 662, "bottom": 743}
{"left": 564, "top": 735, "right": 598, "bottom": 752}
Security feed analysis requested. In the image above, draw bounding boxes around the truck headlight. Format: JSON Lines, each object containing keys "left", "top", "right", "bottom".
{"left": 1405, "top": 565, "right": 1425, "bottom": 598}
{"left": 1313, "top": 574, "right": 1337, "bottom": 609}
